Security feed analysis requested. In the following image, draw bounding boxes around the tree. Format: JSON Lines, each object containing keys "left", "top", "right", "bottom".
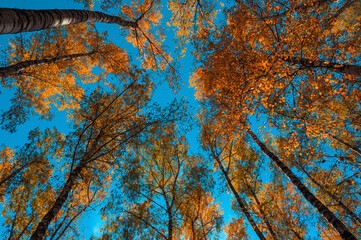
{"left": 255, "top": 181, "right": 310, "bottom": 239}
{"left": 0, "top": 8, "right": 136, "bottom": 34}
{"left": 0, "top": 1, "right": 209, "bottom": 238}
{"left": 247, "top": 126, "right": 357, "bottom": 239}
{"left": 1, "top": 0, "right": 360, "bottom": 238}
{"left": 0, "top": 23, "right": 129, "bottom": 132}
{"left": 191, "top": 0, "right": 361, "bottom": 146}
{"left": 1, "top": 66, "right": 186, "bottom": 239}
{"left": 298, "top": 166, "right": 361, "bottom": 235}
{"left": 1, "top": 128, "right": 64, "bottom": 240}
{"left": 74, "top": 0, "right": 175, "bottom": 71}
{"left": 225, "top": 217, "right": 249, "bottom": 240}
{"left": 0, "top": 1, "right": 173, "bottom": 132}
{"left": 180, "top": 191, "right": 223, "bottom": 239}
{"left": 271, "top": 129, "right": 361, "bottom": 230}
{"left": 167, "top": 0, "right": 218, "bottom": 57}
{"left": 200, "top": 113, "right": 267, "bottom": 240}
{"left": 0, "top": 50, "right": 98, "bottom": 80}
{"left": 29, "top": 75, "right": 158, "bottom": 239}
{"left": 190, "top": 0, "right": 360, "bottom": 238}
{"left": 99, "top": 122, "right": 223, "bottom": 240}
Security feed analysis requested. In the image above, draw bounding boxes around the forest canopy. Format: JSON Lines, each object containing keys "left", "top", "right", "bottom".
{"left": 0, "top": 0, "right": 360, "bottom": 239}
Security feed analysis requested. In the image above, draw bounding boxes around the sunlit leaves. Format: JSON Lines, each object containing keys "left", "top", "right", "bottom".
{"left": 168, "top": 0, "right": 218, "bottom": 56}
{"left": 191, "top": 0, "right": 361, "bottom": 238}
{"left": 0, "top": 127, "right": 65, "bottom": 239}
{"left": 1, "top": 23, "right": 117, "bottom": 131}
{"left": 225, "top": 217, "right": 248, "bottom": 240}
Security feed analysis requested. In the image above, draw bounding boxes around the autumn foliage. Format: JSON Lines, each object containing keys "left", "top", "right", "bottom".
{"left": 0, "top": 0, "right": 360, "bottom": 239}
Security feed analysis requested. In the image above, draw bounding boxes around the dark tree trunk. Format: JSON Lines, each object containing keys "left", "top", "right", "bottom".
{"left": 244, "top": 180, "right": 279, "bottom": 239}
{"left": 30, "top": 160, "right": 86, "bottom": 240}
{"left": 49, "top": 209, "right": 70, "bottom": 240}
{"left": 30, "top": 124, "right": 106, "bottom": 240}
{"left": 284, "top": 56, "right": 361, "bottom": 77}
{"left": 331, "top": 135, "right": 361, "bottom": 157}
{"left": 212, "top": 153, "right": 266, "bottom": 240}
{"left": 298, "top": 163, "right": 361, "bottom": 226}
{"left": 246, "top": 127, "right": 357, "bottom": 240}
{"left": 54, "top": 203, "right": 91, "bottom": 240}
{"left": 0, "top": 8, "right": 136, "bottom": 35}
{"left": 0, "top": 51, "right": 97, "bottom": 79}
{"left": 262, "top": 0, "right": 336, "bottom": 20}
{"left": 168, "top": 210, "right": 173, "bottom": 240}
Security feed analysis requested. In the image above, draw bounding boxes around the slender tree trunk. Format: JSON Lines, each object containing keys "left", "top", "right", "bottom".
{"left": 54, "top": 202, "right": 91, "bottom": 240}
{"left": 49, "top": 209, "right": 70, "bottom": 240}
{"left": 0, "top": 8, "right": 136, "bottom": 35}
{"left": 283, "top": 56, "right": 361, "bottom": 77}
{"left": 30, "top": 159, "right": 87, "bottom": 240}
{"left": 244, "top": 180, "right": 279, "bottom": 240}
{"left": 246, "top": 127, "right": 357, "bottom": 240}
{"left": 291, "top": 228, "right": 304, "bottom": 240}
{"left": 15, "top": 216, "right": 34, "bottom": 240}
{"left": 163, "top": 187, "right": 173, "bottom": 240}
{"left": 331, "top": 135, "right": 361, "bottom": 157}
{"left": 262, "top": 0, "right": 335, "bottom": 20}
{"left": 212, "top": 153, "right": 266, "bottom": 240}
{"left": 30, "top": 125, "right": 105, "bottom": 240}
{"left": 298, "top": 163, "right": 361, "bottom": 226}
{"left": 191, "top": 219, "right": 196, "bottom": 239}
{"left": 168, "top": 210, "right": 173, "bottom": 240}
{"left": 0, "top": 50, "right": 97, "bottom": 79}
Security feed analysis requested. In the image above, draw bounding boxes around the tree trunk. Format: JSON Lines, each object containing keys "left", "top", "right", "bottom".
{"left": 331, "top": 135, "right": 361, "bottom": 157}
{"left": 244, "top": 180, "right": 279, "bottom": 239}
{"left": 30, "top": 122, "right": 108, "bottom": 240}
{"left": 168, "top": 210, "right": 173, "bottom": 240}
{"left": 49, "top": 209, "right": 70, "bottom": 240}
{"left": 298, "top": 163, "right": 361, "bottom": 226}
{"left": 15, "top": 216, "right": 34, "bottom": 240}
{"left": 0, "top": 8, "right": 136, "bottom": 35}
{"left": 262, "top": 0, "right": 335, "bottom": 20}
{"left": 284, "top": 56, "right": 361, "bottom": 77}
{"left": 29, "top": 160, "right": 86, "bottom": 240}
{"left": 54, "top": 202, "right": 92, "bottom": 240}
{"left": 246, "top": 127, "right": 357, "bottom": 240}
{"left": 212, "top": 153, "right": 266, "bottom": 240}
{"left": 0, "top": 50, "right": 97, "bottom": 79}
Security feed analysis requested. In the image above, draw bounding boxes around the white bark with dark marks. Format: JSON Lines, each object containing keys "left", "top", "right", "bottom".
{"left": 0, "top": 8, "right": 136, "bottom": 35}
